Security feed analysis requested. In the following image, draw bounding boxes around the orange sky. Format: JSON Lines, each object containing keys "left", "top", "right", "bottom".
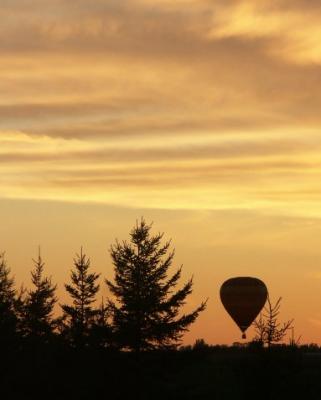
{"left": 1, "top": 0, "right": 321, "bottom": 344}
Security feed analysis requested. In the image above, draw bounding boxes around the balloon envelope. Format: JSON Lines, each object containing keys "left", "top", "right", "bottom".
{"left": 220, "top": 277, "right": 268, "bottom": 337}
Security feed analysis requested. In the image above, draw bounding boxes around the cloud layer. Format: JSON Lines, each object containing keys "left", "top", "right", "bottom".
{"left": 1, "top": 0, "right": 321, "bottom": 216}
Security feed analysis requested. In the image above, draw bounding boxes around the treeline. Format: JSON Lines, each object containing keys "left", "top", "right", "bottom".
{"left": 0, "top": 219, "right": 206, "bottom": 352}
{"left": 2, "top": 220, "right": 321, "bottom": 399}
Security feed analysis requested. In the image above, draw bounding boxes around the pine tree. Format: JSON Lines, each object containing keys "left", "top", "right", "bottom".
{"left": 23, "top": 250, "right": 57, "bottom": 340}
{"left": 253, "top": 296, "right": 293, "bottom": 347}
{"left": 106, "top": 219, "right": 207, "bottom": 351}
{"left": 0, "top": 253, "right": 17, "bottom": 343}
{"left": 61, "top": 248, "right": 100, "bottom": 346}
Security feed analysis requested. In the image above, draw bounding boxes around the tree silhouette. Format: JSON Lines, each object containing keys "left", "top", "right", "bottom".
{"left": 23, "top": 249, "right": 57, "bottom": 341}
{"left": 61, "top": 248, "right": 100, "bottom": 346}
{"left": 0, "top": 253, "right": 18, "bottom": 345}
{"left": 106, "top": 219, "right": 207, "bottom": 351}
{"left": 90, "top": 297, "right": 114, "bottom": 349}
{"left": 254, "top": 296, "right": 293, "bottom": 347}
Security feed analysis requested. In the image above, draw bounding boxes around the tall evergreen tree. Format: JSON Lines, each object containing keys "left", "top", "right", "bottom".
{"left": 23, "top": 250, "right": 57, "bottom": 340}
{"left": 61, "top": 248, "right": 100, "bottom": 345}
{"left": 106, "top": 219, "right": 207, "bottom": 351}
{"left": 0, "top": 253, "right": 17, "bottom": 343}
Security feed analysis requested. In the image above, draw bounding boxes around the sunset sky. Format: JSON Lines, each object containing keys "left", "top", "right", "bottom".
{"left": 2, "top": 0, "right": 321, "bottom": 344}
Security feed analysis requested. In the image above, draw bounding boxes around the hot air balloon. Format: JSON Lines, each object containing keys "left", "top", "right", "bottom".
{"left": 220, "top": 277, "right": 268, "bottom": 339}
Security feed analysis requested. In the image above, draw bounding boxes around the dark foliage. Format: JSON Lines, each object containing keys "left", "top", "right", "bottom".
{"left": 22, "top": 250, "right": 57, "bottom": 341}
{"left": 61, "top": 248, "right": 100, "bottom": 346}
{"left": 1, "top": 344, "right": 321, "bottom": 400}
{"left": 1, "top": 222, "right": 318, "bottom": 399}
{"left": 0, "top": 253, "right": 18, "bottom": 346}
{"left": 106, "top": 219, "right": 207, "bottom": 351}
{"left": 253, "top": 296, "right": 293, "bottom": 347}
{"left": 90, "top": 298, "right": 114, "bottom": 349}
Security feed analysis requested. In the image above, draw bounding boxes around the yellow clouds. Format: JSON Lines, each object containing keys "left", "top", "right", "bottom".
{"left": 1, "top": 0, "right": 321, "bottom": 217}
{"left": 2, "top": 130, "right": 321, "bottom": 216}
{"left": 210, "top": 1, "right": 321, "bottom": 64}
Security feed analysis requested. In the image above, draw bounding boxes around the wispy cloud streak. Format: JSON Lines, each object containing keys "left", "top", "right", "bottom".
{"left": 1, "top": 0, "right": 321, "bottom": 216}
